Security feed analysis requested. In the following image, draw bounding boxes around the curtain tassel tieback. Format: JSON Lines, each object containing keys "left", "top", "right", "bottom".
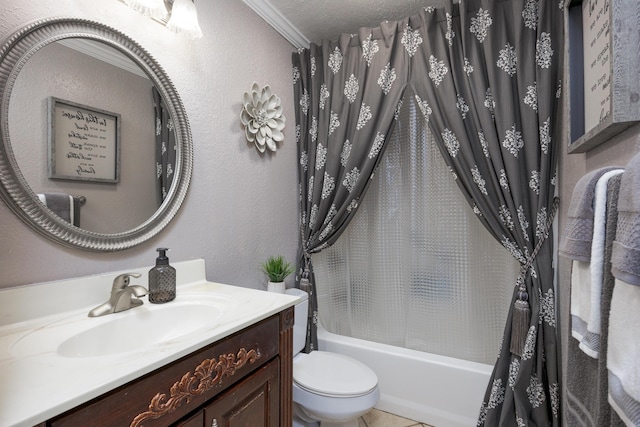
{"left": 299, "top": 275, "right": 312, "bottom": 293}
{"left": 510, "top": 279, "right": 531, "bottom": 357}
{"left": 510, "top": 197, "right": 560, "bottom": 357}
{"left": 299, "top": 253, "right": 312, "bottom": 294}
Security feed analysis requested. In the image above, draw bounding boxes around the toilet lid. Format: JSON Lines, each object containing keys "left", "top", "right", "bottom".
{"left": 293, "top": 351, "right": 378, "bottom": 397}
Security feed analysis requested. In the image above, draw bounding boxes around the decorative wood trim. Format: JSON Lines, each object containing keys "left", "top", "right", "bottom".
{"left": 280, "top": 305, "right": 295, "bottom": 331}
{"left": 279, "top": 307, "right": 294, "bottom": 427}
{"left": 130, "top": 348, "right": 261, "bottom": 427}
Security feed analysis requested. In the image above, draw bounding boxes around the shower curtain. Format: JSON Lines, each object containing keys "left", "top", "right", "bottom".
{"left": 292, "top": 0, "right": 562, "bottom": 424}
{"left": 312, "top": 93, "right": 522, "bottom": 365}
{"left": 153, "top": 87, "right": 177, "bottom": 204}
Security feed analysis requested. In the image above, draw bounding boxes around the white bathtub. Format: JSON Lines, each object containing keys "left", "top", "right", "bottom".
{"left": 317, "top": 324, "right": 493, "bottom": 427}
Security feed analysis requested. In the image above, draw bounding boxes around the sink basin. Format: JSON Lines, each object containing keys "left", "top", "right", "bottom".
{"left": 11, "top": 294, "right": 234, "bottom": 358}
{"left": 59, "top": 303, "right": 222, "bottom": 357}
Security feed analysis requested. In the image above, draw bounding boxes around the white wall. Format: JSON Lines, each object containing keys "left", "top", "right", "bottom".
{"left": 0, "top": 0, "right": 299, "bottom": 290}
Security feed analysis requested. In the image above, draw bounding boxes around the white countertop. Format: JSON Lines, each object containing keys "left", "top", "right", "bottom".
{"left": 0, "top": 259, "right": 298, "bottom": 427}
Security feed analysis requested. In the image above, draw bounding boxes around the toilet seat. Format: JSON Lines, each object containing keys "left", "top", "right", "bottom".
{"left": 293, "top": 351, "right": 378, "bottom": 398}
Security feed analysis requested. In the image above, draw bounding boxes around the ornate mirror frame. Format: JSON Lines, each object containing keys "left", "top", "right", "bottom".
{"left": 0, "top": 17, "right": 193, "bottom": 251}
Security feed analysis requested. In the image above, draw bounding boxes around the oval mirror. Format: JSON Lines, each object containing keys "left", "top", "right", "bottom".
{"left": 0, "top": 18, "right": 193, "bottom": 251}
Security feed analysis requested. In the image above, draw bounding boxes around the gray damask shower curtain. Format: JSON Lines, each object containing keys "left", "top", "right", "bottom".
{"left": 412, "top": 1, "right": 562, "bottom": 424}
{"left": 153, "top": 87, "right": 177, "bottom": 204}
{"left": 293, "top": 1, "right": 562, "bottom": 424}
{"left": 292, "top": 25, "right": 411, "bottom": 350}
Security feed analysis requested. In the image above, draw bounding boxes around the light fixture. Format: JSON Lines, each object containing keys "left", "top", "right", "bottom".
{"left": 166, "top": 0, "right": 203, "bottom": 40}
{"left": 123, "top": 0, "right": 203, "bottom": 39}
{"left": 122, "top": 0, "right": 168, "bottom": 21}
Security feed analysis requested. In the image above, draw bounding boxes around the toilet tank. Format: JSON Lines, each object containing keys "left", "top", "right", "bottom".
{"left": 285, "top": 288, "right": 309, "bottom": 355}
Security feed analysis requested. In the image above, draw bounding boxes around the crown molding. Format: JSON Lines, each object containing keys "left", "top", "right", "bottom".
{"left": 57, "top": 39, "right": 149, "bottom": 79}
{"left": 242, "top": 0, "right": 310, "bottom": 49}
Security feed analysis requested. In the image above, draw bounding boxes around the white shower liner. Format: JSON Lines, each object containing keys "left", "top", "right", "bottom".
{"left": 317, "top": 323, "right": 493, "bottom": 427}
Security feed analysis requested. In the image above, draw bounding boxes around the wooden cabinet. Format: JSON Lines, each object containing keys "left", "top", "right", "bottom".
{"left": 203, "top": 359, "right": 279, "bottom": 427}
{"left": 174, "top": 411, "right": 203, "bottom": 427}
{"left": 45, "top": 308, "right": 293, "bottom": 427}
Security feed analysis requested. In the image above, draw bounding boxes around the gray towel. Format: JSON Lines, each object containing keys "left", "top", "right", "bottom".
{"left": 71, "top": 197, "right": 82, "bottom": 227}
{"left": 560, "top": 167, "right": 622, "bottom": 261}
{"left": 38, "top": 193, "right": 74, "bottom": 225}
{"left": 566, "top": 174, "right": 625, "bottom": 427}
{"left": 612, "top": 152, "right": 640, "bottom": 285}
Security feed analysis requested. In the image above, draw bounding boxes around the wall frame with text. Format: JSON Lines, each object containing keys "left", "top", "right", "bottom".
{"left": 48, "top": 97, "right": 121, "bottom": 183}
{"left": 566, "top": 0, "right": 640, "bottom": 154}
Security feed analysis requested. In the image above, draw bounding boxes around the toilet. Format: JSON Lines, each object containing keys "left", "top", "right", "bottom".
{"left": 286, "top": 288, "right": 380, "bottom": 427}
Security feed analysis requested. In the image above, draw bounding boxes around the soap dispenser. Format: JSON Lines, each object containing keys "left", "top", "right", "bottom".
{"left": 148, "top": 248, "right": 176, "bottom": 303}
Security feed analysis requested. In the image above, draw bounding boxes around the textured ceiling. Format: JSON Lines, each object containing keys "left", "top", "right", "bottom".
{"left": 263, "top": 0, "right": 433, "bottom": 45}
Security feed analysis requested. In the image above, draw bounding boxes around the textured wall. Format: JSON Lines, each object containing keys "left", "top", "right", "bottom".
{"left": 0, "top": 1, "right": 299, "bottom": 290}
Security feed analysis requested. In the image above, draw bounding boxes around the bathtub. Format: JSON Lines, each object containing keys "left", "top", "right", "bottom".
{"left": 317, "top": 324, "right": 493, "bottom": 427}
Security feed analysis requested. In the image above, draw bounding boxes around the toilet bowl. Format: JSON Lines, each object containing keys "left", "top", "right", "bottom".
{"left": 286, "top": 288, "right": 379, "bottom": 427}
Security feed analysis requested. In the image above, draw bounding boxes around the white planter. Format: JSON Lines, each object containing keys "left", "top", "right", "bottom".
{"left": 267, "top": 281, "right": 286, "bottom": 293}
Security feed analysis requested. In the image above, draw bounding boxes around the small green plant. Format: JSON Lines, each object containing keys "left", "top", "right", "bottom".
{"left": 262, "top": 255, "right": 295, "bottom": 282}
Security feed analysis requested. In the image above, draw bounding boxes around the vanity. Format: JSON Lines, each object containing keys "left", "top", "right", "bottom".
{"left": 0, "top": 259, "right": 298, "bottom": 427}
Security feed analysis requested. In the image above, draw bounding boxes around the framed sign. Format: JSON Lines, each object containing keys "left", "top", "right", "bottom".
{"left": 566, "top": 0, "right": 640, "bottom": 153}
{"left": 582, "top": 0, "right": 611, "bottom": 132}
{"left": 48, "top": 97, "right": 121, "bottom": 182}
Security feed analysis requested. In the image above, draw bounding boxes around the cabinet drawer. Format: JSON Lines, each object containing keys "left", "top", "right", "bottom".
{"left": 49, "top": 315, "right": 280, "bottom": 427}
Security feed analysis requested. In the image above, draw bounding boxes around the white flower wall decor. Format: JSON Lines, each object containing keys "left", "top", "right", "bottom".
{"left": 241, "top": 82, "right": 286, "bottom": 153}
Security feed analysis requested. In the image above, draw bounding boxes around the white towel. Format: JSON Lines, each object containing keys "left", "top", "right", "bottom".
{"left": 607, "top": 278, "right": 640, "bottom": 426}
{"left": 570, "top": 170, "right": 624, "bottom": 358}
{"left": 570, "top": 260, "right": 591, "bottom": 342}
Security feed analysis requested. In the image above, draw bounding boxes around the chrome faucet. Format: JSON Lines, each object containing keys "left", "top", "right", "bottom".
{"left": 88, "top": 273, "right": 148, "bottom": 317}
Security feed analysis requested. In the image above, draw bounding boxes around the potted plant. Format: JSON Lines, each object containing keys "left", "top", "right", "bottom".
{"left": 262, "top": 255, "right": 294, "bottom": 293}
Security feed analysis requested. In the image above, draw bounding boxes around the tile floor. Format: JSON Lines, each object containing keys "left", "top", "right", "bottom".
{"left": 359, "top": 409, "right": 434, "bottom": 427}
